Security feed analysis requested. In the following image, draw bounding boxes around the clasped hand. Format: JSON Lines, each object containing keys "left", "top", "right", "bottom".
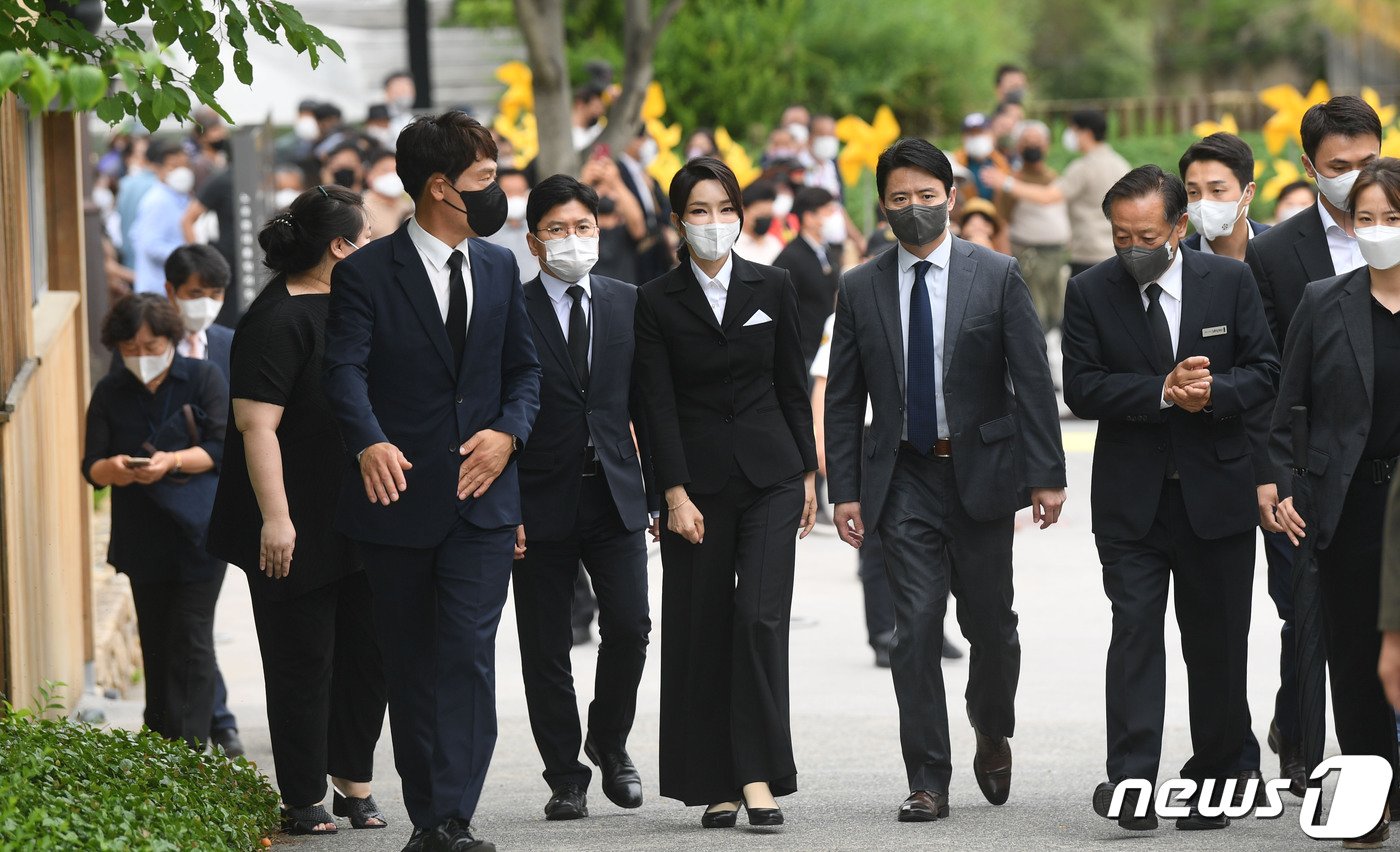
{"left": 1164, "top": 355, "right": 1212, "bottom": 413}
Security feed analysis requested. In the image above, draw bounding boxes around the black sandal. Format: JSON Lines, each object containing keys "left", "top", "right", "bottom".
{"left": 333, "top": 790, "right": 388, "bottom": 829}
{"left": 281, "top": 804, "right": 338, "bottom": 835}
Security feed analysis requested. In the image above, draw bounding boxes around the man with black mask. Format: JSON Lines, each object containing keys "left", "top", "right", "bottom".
{"left": 325, "top": 111, "right": 542, "bottom": 852}
{"left": 1062, "top": 165, "right": 1278, "bottom": 833}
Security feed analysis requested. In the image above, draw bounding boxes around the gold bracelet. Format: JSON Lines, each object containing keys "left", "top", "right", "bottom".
{"left": 667, "top": 498, "right": 690, "bottom": 512}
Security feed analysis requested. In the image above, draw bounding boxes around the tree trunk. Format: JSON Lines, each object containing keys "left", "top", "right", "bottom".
{"left": 590, "top": 0, "right": 685, "bottom": 162}
{"left": 513, "top": 0, "right": 574, "bottom": 177}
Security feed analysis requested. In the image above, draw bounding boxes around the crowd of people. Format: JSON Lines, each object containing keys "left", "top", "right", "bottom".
{"left": 79, "top": 56, "right": 1400, "bottom": 852}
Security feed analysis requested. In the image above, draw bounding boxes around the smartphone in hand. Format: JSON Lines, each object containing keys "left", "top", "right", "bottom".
{"left": 125, "top": 457, "right": 152, "bottom": 468}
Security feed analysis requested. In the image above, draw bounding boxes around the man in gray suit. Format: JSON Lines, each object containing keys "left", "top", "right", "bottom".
{"left": 825, "top": 138, "right": 1067, "bottom": 822}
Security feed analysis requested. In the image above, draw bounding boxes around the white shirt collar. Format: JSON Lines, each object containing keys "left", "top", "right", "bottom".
{"left": 1139, "top": 242, "right": 1185, "bottom": 301}
{"left": 1317, "top": 197, "right": 1347, "bottom": 236}
{"left": 690, "top": 253, "right": 734, "bottom": 290}
{"left": 896, "top": 234, "right": 953, "bottom": 275}
{"left": 1199, "top": 221, "right": 1255, "bottom": 255}
{"left": 408, "top": 216, "right": 472, "bottom": 272}
{"left": 541, "top": 269, "right": 591, "bottom": 302}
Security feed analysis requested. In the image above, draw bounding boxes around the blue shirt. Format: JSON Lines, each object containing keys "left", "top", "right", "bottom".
{"left": 115, "top": 169, "right": 157, "bottom": 265}
{"left": 130, "top": 181, "right": 190, "bottom": 294}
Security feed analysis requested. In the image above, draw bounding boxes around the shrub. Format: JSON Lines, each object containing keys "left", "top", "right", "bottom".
{"left": 0, "top": 694, "right": 279, "bottom": 851}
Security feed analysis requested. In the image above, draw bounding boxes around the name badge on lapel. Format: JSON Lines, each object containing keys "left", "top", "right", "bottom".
{"left": 1202, "top": 325, "right": 1228, "bottom": 338}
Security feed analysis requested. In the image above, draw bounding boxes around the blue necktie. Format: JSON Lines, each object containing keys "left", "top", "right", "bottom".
{"left": 906, "top": 260, "right": 938, "bottom": 453}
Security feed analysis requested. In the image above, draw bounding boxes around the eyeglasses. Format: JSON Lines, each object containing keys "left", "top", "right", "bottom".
{"left": 535, "top": 223, "right": 597, "bottom": 239}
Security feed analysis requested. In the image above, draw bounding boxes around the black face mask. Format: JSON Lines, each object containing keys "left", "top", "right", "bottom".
{"left": 210, "top": 138, "right": 230, "bottom": 154}
{"left": 597, "top": 196, "right": 617, "bottom": 216}
{"left": 332, "top": 168, "right": 357, "bottom": 189}
{"left": 444, "top": 179, "right": 509, "bottom": 238}
{"left": 750, "top": 215, "right": 774, "bottom": 235}
{"left": 1021, "top": 146, "right": 1044, "bottom": 164}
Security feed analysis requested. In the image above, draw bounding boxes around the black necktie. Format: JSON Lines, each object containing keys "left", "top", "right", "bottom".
{"left": 1144, "top": 283, "right": 1173, "bottom": 373}
{"left": 566, "top": 284, "right": 590, "bottom": 391}
{"left": 446, "top": 250, "right": 467, "bottom": 373}
{"left": 906, "top": 260, "right": 938, "bottom": 452}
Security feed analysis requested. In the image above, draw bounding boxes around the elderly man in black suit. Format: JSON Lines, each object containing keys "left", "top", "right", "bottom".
{"left": 1063, "top": 165, "right": 1279, "bottom": 832}
{"left": 825, "top": 138, "right": 1067, "bottom": 823}
{"left": 510, "top": 174, "right": 657, "bottom": 822}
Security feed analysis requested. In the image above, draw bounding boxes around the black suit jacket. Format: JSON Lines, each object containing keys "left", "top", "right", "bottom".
{"left": 1246, "top": 204, "right": 1336, "bottom": 348}
{"left": 519, "top": 274, "right": 656, "bottom": 540}
{"left": 1062, "top": 247, "right": 1279, "bottom": 541}
{"left": 324, "top": 223, "right": 542, "bottom": 548}
{"left": 634, "top": 253, "right": 818, "bottom": 495}
{"left": 1272, "top": 268, "right": 1383, "bottom": 549}
{"left": 773, "top": 236, "right": 840, "bottom": 366}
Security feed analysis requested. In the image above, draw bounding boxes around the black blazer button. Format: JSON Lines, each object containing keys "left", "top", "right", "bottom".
{"left": 724, "top": 375, "right": 732, "bottom": 384}
{"left": 723, "top": 415, "right": 733, "bottom": 423}
{"left": 456, "top": 395, "right": 463, "bottom": 404}
{"left": 718, "top": 338, "right": 727, "bottom": 347}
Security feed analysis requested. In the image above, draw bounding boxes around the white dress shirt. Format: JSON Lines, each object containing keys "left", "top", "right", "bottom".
{"left": 1317, "top": 198, "right": 1366, "bottom": 276}
{"left": 618, "top": 153, "right": 656, "bottom": 216}
{"left": 1139, "top": 245, "right": 1184, "bottom": 407}
{"left": 802, "top": 233, "right": 832, "bottom": 274}
{"left": 896, "top": 238, "right": 953, "bottom": 440}
{"left": 691, "top": 254, "right": 734, "bottom": 323}
{"left": 408, "top": 216, "right": 474, "bottom": 329}
{"left": 177, "top": 329, "right": 208, "bottom": 360}
{"left": 540, "top": 270, "right": 593, "bottom": 368}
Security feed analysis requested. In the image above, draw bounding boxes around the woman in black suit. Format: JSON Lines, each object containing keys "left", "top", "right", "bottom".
{"left": 1272, "top": 158, "right": 1400, "bottom": 846}
{"left": 83, "top": 294, "right": 227, "bottom": 748}
{"left": 207, "top": 187, "right": 386, "bottom": 836}
{"left": 634, "top": 158, "right": 818, "bottom": 827}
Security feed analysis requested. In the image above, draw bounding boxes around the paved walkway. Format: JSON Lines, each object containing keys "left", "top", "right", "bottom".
{"left": 99, "top": 421, "right": 1343, "bottom": 850}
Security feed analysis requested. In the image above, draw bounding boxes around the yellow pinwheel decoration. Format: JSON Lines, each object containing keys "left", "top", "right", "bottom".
{"left": 495, "top": 60, "right": 534, "bottom": 124}
{"left": 642, "top": 82, "right": 667, "bottom": 123}
{"left": 835, "top": 105, "right": 901, "bottom": 188}
{"left": 1259, "top": 159, "right": 1303, "bottom": 203}
{"left": 1363, "top": 86, "right": 1397, "bottom": 129}
{"left": 715, "top": 126, "right": 762, "bottom": 187}
{"left": 1259, "top": 79, "right": 1330, "bottom": 157}
{"left": 645, "top": 116, "right": 684, "bottom": 191}
{"left": 1382, "top": 126, "right": 1400, "bottom": 160}
{"left": 1192, "top": 113, "right": 1239, "bottom": 138}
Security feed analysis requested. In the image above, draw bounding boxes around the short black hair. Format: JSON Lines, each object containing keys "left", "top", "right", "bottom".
{"left": 1300, "top": 95, "right": 1382, "bottom": 162}
{"left": 876, "top": 138, "right": 954, "bottom": 199}
{"left": 366, "top": 103, "right": 391, "bottom": 123}
{"left": 1102, "top": 164, "right": 1189, "bottom": 224}
{"left": 313, "top": 102, "right": 342, "bottom": 122}
{"left": 573, "top": 83, "right": 604, "bottom": 104}
{"left": 165, "top": 244, "right": 230, "bottom": 292}
{"left": 383, "top": 70, "right": 412, "bottom": 89}
{"left": 101, "top": 293, "right": 184, "bottom": 348}
{"left": 995, "top": 64, "right": 1024, "bottom": 86}
{"left": 742, "top": 179, "right": 778, "bottom": 207}
{"left": 1275, "top": 179, "right": 1316, "bottom": 205}
{"left": 145, "top": 135, "right": 183, "bottom": 166}
{"left": 1178, "top": 132, "right": 1255, "bottom": 191}
{"left": 325, "top": 141, "right": 364, "bottom": 163}
{"left": 793, "top": 186, "right": 835, "bottom": 222}
{"left": 1069, "top": 109, "right": 1108, "bottom": 142}
{"left": 365, "top": 149, "right": 395, "bottom": 171}
{"left": 525, "top": 174, "right": 599, "bottom": 233}
{"left": 395, "top": 111, "right": 499, "bottom": 201}
{"left": 497, "top": 167, "right": 531, "bottom": 189}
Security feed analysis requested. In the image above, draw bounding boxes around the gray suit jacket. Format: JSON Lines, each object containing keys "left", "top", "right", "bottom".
{"left": 825, "top": 235, "right": 1066, "bottom": 526}
{"left": 1272, "top": 266, "right": 1383, "bottom": 550}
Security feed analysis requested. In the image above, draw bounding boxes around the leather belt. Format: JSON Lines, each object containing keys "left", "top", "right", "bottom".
{"left": 1362, "top": 455, "right": 1399, "bottom": 485}
{"left": 581, "top": 448, "right": 602, "bottom": 477}
{"left": 900, "top": 438, "right": 953, "bottom": 458}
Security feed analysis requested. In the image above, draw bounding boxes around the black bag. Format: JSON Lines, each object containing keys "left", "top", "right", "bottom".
{"left": 142, "top": 402, "right": 218, "bottom": 547}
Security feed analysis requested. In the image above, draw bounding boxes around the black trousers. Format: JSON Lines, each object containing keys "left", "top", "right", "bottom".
{"left": 131, "top": 572, "right": 224, "bottom": 748}
{"left": 248, "top": 570, "right": 387, "bottom": 809}
{"left": 877, "top": 449, "right": 1018, "bottom": 794}
{"left": 659, "top": 473, "right": 803, "bottom": 807}
{"left": 571, "top": 568, "right": 597, "bottom": 632}
{"left": 1097, "top": 481, "right": 1254, "bottom": 785}
{"left": 1316, "top": 473, "right": 1400, "bottom": 779}
{"left": 211, "top": 667, "right": 237, "bottom": 732}
{"left": 360, "top": 520, "right": 514, "bottom": 830}
{"left": 513, "top": 474, "right": 651, "bottom": 790}
{"left": 858, "top": 527, "right": 897, "bottom": 646}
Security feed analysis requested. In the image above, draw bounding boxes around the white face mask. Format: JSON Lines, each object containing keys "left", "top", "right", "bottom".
{"left": 92, "top": 185, "right": 115, "bottom": 214}
{"left": 964, "top": 134, "right": 995, "bottom": 160}
{"left": 371, "top": 172, "right": 404, "bottom": 199}
{"left": 786, "top": 122, "right": 810, "bottom": 145}
{"left": 177, "top": 296, "right": 222, "bottom": 335}
{"left": 1313, "top": 165, "right": 1361, "bottom": 212}
{"left": 640, "top": 138, "right": 659, "bottom": 166}
{"left": 772, "top": 193, "right": 793, "bottom": 218}
{"left": 1355, "top": 225, "right": 1400, "bottom": 270}
{"left": 1062, "top": 127, "right": 1081, "bottom": 154}
{"left": 683, "top": 220, "right": 741, "bottom": 262}
{"left": 274, "top": 188, "right": 301, "bottom": 210}
{"left": 1187, "top": 195, "right": 1248, "bottom": 242}
{"left": 165, "top": 166, "right": 195, "bottom": 195}
{"left": 294, "top": 115, "right": 320, "bottom": 141}
{"left": 811, "top": 135, "right": 840, "bottom": 162}
{"left": 124, "top": 346, "right": 175, "bottom": 384}
{"left": 540, "top": 234, "right": 599, "bottom": 282}
{"left": 506, "top": 194, "right": 528, "bottom": 223}
{"left": 821, "top": 210, "right": 847, "bottom": 245}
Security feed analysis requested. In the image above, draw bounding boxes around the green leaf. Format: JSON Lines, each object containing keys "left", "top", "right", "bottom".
{"left": 0, "top": 52, "right": 24, "bottom": 92}
{"left": 106, "top": 0, "right": 143, "bottom": 26}
{"left": 18, "top": 54, "right": 59, "bottom": 110}
{"left": 231, "top": 49, "right": 252, "bottom": 85}
{"left": 191, "top": 60, "right": 223, "bottom": 93}
{"left": 65, "top": 64, "right": 108, "bottom": 109}
{"left": 93, "top": 94, "right": 125, "bottom": 123}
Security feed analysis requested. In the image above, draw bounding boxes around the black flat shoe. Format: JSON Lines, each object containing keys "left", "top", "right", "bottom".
{"left": 334, "top": 790, "right": 388, "bottom": 829}
{"left": 544, "top": 784, "right": 588, "bottom": 820}
{"left": 701, "top": 805, "right": 739, "bottom": 828}
{"left": 1093, "top": 781, "right": 1157, "bottom": 831}
{"left": 746, "top": 804, "right": 784, "bottom": 826}
{"left": 211, "top": 727, "right": 244, "bottom": 758}
{"left": 281, "top": 804, "right": 338, "bottom": 835}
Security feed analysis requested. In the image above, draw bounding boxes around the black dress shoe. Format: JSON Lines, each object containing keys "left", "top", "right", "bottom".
{"left": 1093, "top": 781, "right": 1158, "bottom": 831}
{"left": 972, "top": 730, "right": 1012, "bottom": 806}
{"left": 1176, "top": 808, "right": 1229, "bottom": 830}
{"left": 898, "top": 790, "right": 949, "bottom": 822}
{"left": 701, "top": 806, "right": 739, "bottom": 828}
{"left": 426, "top": 818, "right": 495, "bottom": 852}
{"left": 544, "top": 784, "right": 588, "bottom": 820}
{"left": 584, "top": 738, "right": 643, "bottom": 809}
{"left": 211, "top": 727, "right": 244, "bottom": 758}
{"left": 941, "top": 634, "right": 964, "bottom": 660}
{"left": 1267, "top": 719, "right": 1307, "bottom": 797}
{"left": 745, "top": 804, "right": 784, "bottom": 826}
{"left": 402, "top": 827, "right": 431, "bottom": 852}
{"left": 1230, "top": 769, "right": 1266, "bottom": 808}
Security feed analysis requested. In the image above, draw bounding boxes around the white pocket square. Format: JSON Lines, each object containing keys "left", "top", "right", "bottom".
{"left": 743, "top": 310, "right": 773, "bottom": 327}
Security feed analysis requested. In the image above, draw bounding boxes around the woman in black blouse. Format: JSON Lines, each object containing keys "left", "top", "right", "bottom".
{"left": 1271, "top": 158, "right": 1400, "bottom": 846}
{"left": 634, "top": 158, "right": 818, "bottom": 827}
{"left": 83, "top": 294, "right": 228, "bottom": 749}
{"left": 207, "top": 187, "right": 385, "bottom": 836}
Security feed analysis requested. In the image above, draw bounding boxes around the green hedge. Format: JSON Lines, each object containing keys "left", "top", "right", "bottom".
{"left": 0, "top": 698, "right": 280, "bottom": 851}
